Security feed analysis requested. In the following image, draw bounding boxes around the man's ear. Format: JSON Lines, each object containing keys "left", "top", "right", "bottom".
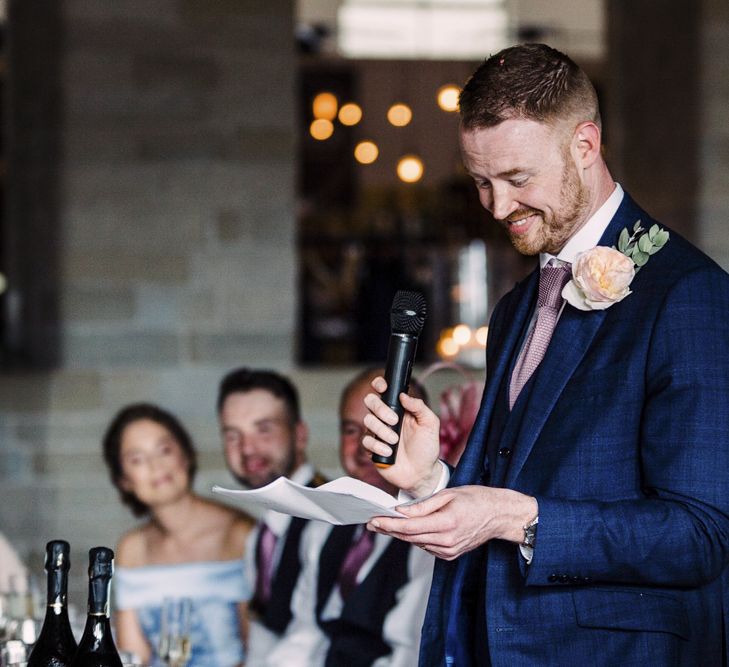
{"left": 572, "top": 121, "right": 602, "bottom": 168}
{"left": 294, "top": 420, "right": 309, "bottom": 455}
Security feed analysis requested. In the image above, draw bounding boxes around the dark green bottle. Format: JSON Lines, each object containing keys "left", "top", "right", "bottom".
{"left": 69, "top": 547, "right": 122, "bottom": 667}
{"left": 27, "top": 540, "right": 78, "bottom": 667}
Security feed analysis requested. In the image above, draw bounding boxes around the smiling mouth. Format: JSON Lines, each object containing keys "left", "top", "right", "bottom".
{"left": 504, "top": 212, "right": 540, "bottom": 234}
{"left": 244, "top": 457, "right": 270, "bottom": 474}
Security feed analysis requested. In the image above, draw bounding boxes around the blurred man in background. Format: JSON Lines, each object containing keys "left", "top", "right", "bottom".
{"left": 268, "top": 368, "right": 434, "bottom": 666}
{"left": 217, "top": 367, "right": 327, "bottom": 666}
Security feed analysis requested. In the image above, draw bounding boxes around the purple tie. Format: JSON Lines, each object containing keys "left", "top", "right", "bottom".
{"left": 509, "top": 262, "right": 572, "bottom": 409}
{"left": 255, "top": 523, "right": 278, "bottom": 604}
{"left": 338, "top": 528, "right": 376, "bottom": 600}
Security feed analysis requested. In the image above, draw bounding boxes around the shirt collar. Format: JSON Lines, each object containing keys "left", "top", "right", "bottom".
{"left": 290, "top": 462, "right": 314, "bottom": 485}
{"left": 540, "top": 183, "right": 624, "bottom": 269}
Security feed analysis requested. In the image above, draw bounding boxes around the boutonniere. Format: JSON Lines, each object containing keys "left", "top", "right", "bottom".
{"left": 562, "top": 221, "right": 670, "bottom": 311}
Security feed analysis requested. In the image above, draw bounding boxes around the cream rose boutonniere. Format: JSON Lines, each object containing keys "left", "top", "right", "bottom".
{"left": 562, "top": 221, "right": 670, "bottom": 311}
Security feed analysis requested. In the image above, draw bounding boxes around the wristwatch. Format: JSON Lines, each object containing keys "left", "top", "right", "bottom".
{"left": 521, "top": 516, "right": 539, "bottom": 549}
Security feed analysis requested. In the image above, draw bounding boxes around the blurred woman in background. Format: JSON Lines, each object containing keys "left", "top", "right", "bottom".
{"left": 103, "top": 403, "right": 253, "bottom": 667}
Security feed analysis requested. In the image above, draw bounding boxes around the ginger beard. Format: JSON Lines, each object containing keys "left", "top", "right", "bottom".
{"left": 504, "top": 147, "right": 591, "bottom": 256}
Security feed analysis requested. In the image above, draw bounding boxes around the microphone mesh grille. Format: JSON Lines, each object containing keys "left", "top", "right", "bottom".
{"left": 390, "top": 290, "right": 427, "bottom": 334}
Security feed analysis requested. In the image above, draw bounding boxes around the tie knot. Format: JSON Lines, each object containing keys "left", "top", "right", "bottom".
{"left": 537, "top": 263, "right": 571, "bottom": 310}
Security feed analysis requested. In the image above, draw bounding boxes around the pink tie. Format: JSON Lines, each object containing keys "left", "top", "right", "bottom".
{"left": 338, "top": 528, "right": 376, "bottom": 600}
{"left": 509, "top": 262, "right": 572, "bottom": 409}
{"left": 255, "top": 524, "right": 278, "bottom": 604}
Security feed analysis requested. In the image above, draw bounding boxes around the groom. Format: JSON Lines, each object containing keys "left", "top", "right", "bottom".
{"left": 362, "top": 44, "right": 729, "bottom": 666}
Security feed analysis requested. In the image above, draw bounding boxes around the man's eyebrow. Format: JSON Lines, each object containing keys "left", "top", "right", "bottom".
{"left": 467, "top": 168, "right": 526, "bottom": 180}
{"left": 497, "top": 168, "right": 527, "bottom": 178}
{"left": 254, "top": 417, "right": 283, "bottom": 427}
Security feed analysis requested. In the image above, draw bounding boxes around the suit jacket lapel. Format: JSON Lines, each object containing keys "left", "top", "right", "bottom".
{"left": 451, "top": 268, "right": 538, "bottom": 487}
{"left": 504, "top": 193, "right": 644, "bottom": 488}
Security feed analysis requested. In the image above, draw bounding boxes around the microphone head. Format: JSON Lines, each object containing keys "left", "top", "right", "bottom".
{"left": 390, "top": 290, "right": 427, "bottom": 335}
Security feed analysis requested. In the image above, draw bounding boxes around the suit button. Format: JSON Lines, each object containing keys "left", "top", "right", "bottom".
{"left": 498, "top": 447, "right": 511, "bottom": 457}
{"left": 559, "top": 574, "right": 570, "bottom": 583}
{"left": 548, "top": 574, "right": 558, "bottom": 583}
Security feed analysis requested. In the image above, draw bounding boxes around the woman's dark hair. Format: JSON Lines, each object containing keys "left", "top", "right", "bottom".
{"left": 102, "top": 403, "right": 198, "bottom": 517}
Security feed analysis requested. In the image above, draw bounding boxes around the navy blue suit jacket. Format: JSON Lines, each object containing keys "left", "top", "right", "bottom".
{"left": 419, "top": 193, "right": 729, "bottom": 666}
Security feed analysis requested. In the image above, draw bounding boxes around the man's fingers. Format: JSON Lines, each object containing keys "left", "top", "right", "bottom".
{"left": 397, "top": 490, "right": 452, "bottom": 517}
{"left": 362, "top": 413, "right": 399, "bottom": 445}
{"left": 370, "top": 376, "right": 387, "bottom": 393}
{"left": 361, "top": 434, "right": 393, "bottom": 458}
{"left": 363, "top": 392, "right": 399, "bottom": 426}
{"left": 368, "top": 513, "right": 453, "bottom": 539}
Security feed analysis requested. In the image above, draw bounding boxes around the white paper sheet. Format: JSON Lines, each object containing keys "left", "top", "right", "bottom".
{"left": 212, "top": 476, "right": 406, "bottom": 525}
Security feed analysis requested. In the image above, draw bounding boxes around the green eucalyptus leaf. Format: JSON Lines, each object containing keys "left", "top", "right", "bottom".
{"left": 648, "top": 245, "right": 663, "bottom": 255}
{"left": 648, "top": 224, "right": 660, "bottom": 241}
{"left": 633, "top": 250, "right": 649, "bottom": 266}
{"left": 633, "top": 220, "right": 642, "bottom": 233}
{"left": 638, "top": 234, "right": 653, "bottom": 253}
{"left": 654, "top": 230, "right": 670, "bottom": 246}
{"left": 618, "top": 228, "right": 630, "bottom": 253}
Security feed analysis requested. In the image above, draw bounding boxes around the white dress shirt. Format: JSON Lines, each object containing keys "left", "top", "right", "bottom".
{"left": 245, "top": 462, "right": 317, "bottom": 667}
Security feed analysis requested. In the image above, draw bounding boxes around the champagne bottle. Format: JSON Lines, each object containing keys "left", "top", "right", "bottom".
{"left": 27, "top": 539, "right": 78, "bottom": 667}
{"left": 70, "top": 547, "right": 123, "bottom": 667}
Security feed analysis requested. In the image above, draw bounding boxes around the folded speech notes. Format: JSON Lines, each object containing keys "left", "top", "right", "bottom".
{"left": 212, "top": 475, "right": 406, "bottom": 525}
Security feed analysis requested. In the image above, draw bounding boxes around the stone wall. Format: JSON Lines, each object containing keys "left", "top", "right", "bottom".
{"left": 0, "top": 0, "right": 320, "bottom": 601}
{"left": 698, "top": 0, "right": 729, "bottom": 270}
{"left": 606, "top": 0, "right": 729, "bottom": 274}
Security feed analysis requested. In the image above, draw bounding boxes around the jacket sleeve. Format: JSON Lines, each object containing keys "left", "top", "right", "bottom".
{"left": 526, "top": 264, "right": 729, "bottom": 588}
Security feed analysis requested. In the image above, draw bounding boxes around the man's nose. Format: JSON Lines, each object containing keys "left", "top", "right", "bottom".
{"left": 238, "top": 434, "right": 257, "bottom": 455}
{"left": 490, "top": 185, "right": 518, "bottom": 220}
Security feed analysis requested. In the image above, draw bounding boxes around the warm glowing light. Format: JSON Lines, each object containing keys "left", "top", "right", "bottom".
{"left": 397, "top": 155, "right": 424, "bottom": 183}
{"left": 310, "top": 118, "right": 334, "bottom": 141}
{"left": 0, "top": 272, "right": 6, "bottom": 295}
{"left": 312, "top": 92, "right": 338, "bottom": 120}
{"left": 338, "top": 102, "right": 362, "bottom": 126}
{"left": 437, "top": 84, "right": 460, "bottom": 112}
{"left": 354, "top": 141, "right": 379, "bottom": 164}
{"left": 387, "top": 103, "right": 412, "bottom": 127}
{"left": 438, "top": 336, "right": 459, "bottom": 358}
{"left": 476, "top": 326, "right": 489, "bottom": 347}
{"left": 453, "top": 324, "right": 472, "bottom": 346}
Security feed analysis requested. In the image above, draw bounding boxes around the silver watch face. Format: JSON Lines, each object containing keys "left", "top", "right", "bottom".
{"left": 523, "top": 521, "right": 537, "bottom": 547}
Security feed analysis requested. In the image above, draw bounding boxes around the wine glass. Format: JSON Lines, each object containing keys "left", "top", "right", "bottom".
{"left": 158, "top": 597, "right": 192, "bottom": 667}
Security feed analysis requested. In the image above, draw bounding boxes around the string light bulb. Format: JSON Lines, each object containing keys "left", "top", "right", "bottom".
{"left": 312, "top": 92, "right": 338, "bottom": 121}
{"left": 338, "top": 102, "right": 362, "bottom": 126}
{"left": 354, "top": 141, "right": 379, "bottom": 164}
{"left": 310, "top": 118, "right": 334, "bottom": 140}
{"left": 437, "top": 84, "right": 460, "bottom": 112}
{"left": 397, "top": 155, "right": 424, "bottom": 183}
{"left": 387, "top": 103, "right": 412, "bottom": 127}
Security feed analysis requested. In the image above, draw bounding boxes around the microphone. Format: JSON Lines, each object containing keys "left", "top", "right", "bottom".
{"left": 371, "top": 290, "right": 428, "bottom": 468}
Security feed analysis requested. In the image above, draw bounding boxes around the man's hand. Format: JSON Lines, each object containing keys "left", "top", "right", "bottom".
{"left": 362, "top": 376, "right": 442, "bottom": 497}
{"left": 367, "top": 486, "right": 538, "bottom": 561}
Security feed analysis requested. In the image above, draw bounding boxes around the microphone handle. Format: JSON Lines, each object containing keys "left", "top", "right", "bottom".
{"left": 372, "top": 332, "right": 419, "bottom": 468}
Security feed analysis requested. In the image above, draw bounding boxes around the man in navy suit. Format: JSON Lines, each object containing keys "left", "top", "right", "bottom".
{"left": 362, "top": 43, "right": 729, "bottom": 666}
